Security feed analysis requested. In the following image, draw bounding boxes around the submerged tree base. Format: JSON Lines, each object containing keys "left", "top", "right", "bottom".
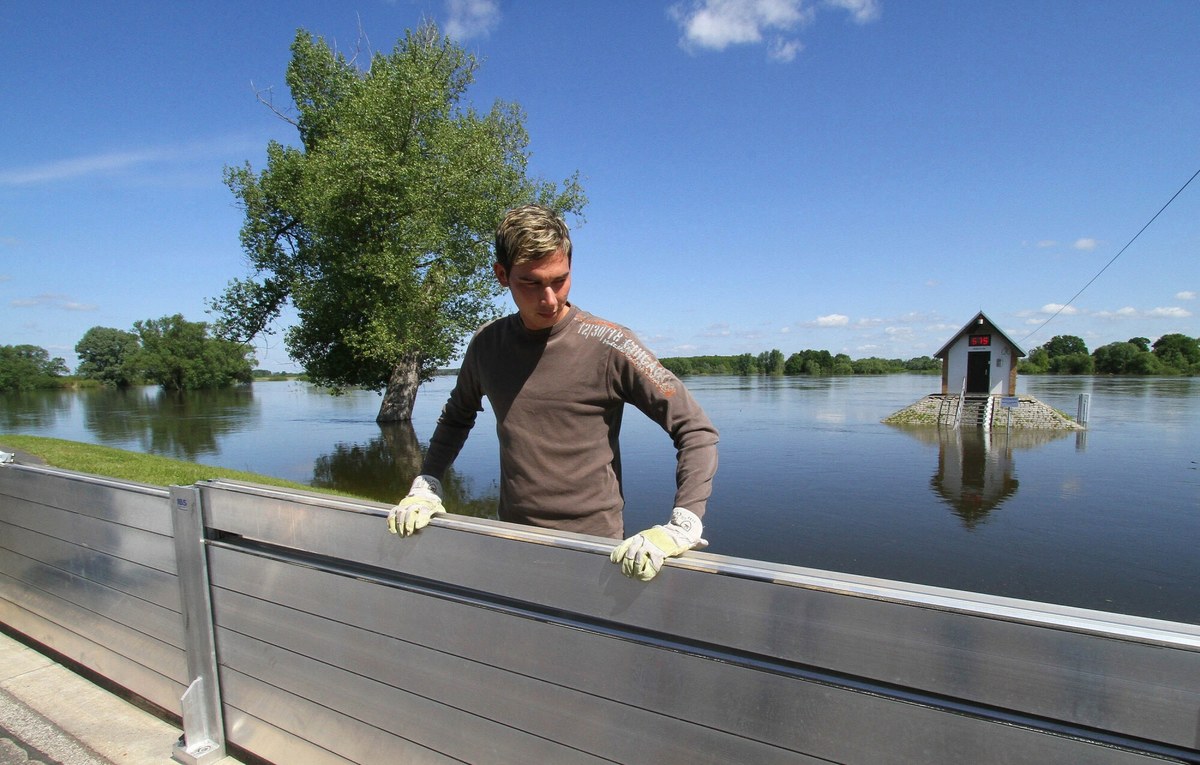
{"left": 377, "top": 358, "right": 421, "bottom": 422}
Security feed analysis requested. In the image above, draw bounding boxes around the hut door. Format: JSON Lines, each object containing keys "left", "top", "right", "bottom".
{"left": 966, "top": 351, "right": 991, "bottom": 393}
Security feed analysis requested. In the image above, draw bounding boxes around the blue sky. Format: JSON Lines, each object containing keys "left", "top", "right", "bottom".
{"left": 2, "top": 1, "right": 1197, "bottom": 373}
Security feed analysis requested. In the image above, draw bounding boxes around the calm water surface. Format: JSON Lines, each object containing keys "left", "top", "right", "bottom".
{"left": 3, "top": 374, "right": 1197, "bottom": 623}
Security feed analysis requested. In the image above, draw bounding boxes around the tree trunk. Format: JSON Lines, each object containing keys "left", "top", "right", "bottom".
{"left": 377, "top": 355, "right": 421, "bottom": 422}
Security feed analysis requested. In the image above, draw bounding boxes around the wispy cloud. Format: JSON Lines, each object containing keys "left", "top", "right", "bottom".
{"left": 701, "top": 322, "right": 733, "bottom": 337}
{"left": 10, "top": 293, "right": 98, "bottom": 311}
{"left": 1146, "top": 306, "right": 1192, "bottom": 319}
{"left": 1092, "top": 306, "right": 1192, "bottom": 320}
{"left": 1176, "top": 290, "right": 1196, "bottom": 301}
{"left": 1040, "top": 303, "right": 1079, "bottom": 315}
{"left": 1094, "top": 307, "right": 1138, "bottom": 319}
{"left": 825, "top": 0, "right": 881, "bottom": 23}
{"left": 444, "top": 0, "right": 501, "bottom": 40}
{"left": 0, "top": 148, "right": 175, "bottom": 186}
{"left": 669, "top": 0, "right": 881, "bottom": 61}
{"left": 1073, "top": 237, "right": 1099, "bottom": 251}
{"left": 0, "top": 136, "right": 259, "bottom": 187}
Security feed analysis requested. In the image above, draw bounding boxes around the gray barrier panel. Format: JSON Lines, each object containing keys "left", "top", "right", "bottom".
{"left": 3, "top": 464, "right": 1199, "bottom": 764}
{"left": 197, "top": 479, "right": 1200, "bottom": 764}
{"left": 0, "top": 464, "right": 186, "bottom": 713}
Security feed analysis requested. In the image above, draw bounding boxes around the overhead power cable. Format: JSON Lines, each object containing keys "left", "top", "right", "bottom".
{"left": 1021, "top": 165, "right": 1200, "bottom": 345}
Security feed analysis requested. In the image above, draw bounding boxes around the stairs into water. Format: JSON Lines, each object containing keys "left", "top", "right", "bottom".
{"left": 938, "top": 394, "right": 994, "bottom": 429}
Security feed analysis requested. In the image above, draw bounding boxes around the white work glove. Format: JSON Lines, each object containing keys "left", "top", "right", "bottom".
{"left": 387, "top": 475, "right": 445, "bottom": 536}
{"left": 610, "top": 507, "right": 708, "bottom": 581}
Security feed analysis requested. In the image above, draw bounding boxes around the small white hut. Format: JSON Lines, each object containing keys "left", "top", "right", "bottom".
{"left": 933, "top": 311, "right": 1024, "bottom": 397}
{"left": 884, "top": 312, "right": 1083, "bottom": 430}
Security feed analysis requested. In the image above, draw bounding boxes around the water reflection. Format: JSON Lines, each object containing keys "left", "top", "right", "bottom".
{"left": 891, "top": 426, "right": 1071, "bottom": 528}
{"left": 0, "top": 389, "right": 77, "bottom": 430}
{"left": 310, "top": 421, "right": 499, "bottom": 520}
{"left": 81, "top": 386, "right": 260, "bottom": 462}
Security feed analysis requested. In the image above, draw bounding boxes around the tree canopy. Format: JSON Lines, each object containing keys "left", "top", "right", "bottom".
{"left": 134, "top": 315, "right": 255, "bottom": 390}
{"left": 75, "top": 327, "right": 143, "bottom": 387}
{"left": 0, "top": 345, "right": 68, "bottom": 392}
{"left": 212, "top": 24, "right": 586, "bottom": 421}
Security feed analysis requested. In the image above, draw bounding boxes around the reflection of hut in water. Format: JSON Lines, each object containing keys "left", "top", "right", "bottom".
{"left": 884, "top": 311, "right": 1083, "bottom": 430}
{"left": 931, "top": 429, "right": 1017, "bottom": 528}
{"left": 892, "top": 425, "right": 1072, "bottom": 528}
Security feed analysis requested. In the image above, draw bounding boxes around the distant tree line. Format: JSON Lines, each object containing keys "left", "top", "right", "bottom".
{"left": 7, "top": 329, "right": 1197, "bottom": 393}
{"left": 659, "top": 350, "right": 941, "bottom": 377}
{"left": 1018, "top": 333, "right": 1200, "bottom": 375}
{"left": 0, "top": 314, "right": 256, "bottom": 393}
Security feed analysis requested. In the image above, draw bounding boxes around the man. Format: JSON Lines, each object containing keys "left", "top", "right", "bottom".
{"left": 388, "top": 204, "right": 718, "bottom": 581}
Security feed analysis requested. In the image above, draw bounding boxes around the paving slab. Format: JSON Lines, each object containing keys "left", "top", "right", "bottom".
{"left": 0, "top": 631, "right": 242, "bottom": 765}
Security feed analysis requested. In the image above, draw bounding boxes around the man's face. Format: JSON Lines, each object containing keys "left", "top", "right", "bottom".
{"left": 494, "top": 249, "right": 572, "bottom": 331}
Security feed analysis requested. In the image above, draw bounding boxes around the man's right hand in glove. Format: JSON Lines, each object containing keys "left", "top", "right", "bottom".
{"left": 387, "top": 475, "right": 445, "bottom": 536}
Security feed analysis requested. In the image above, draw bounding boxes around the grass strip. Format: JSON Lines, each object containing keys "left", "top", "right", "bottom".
{"left": 0, "top": 434, "right": 358, "bottom": 498}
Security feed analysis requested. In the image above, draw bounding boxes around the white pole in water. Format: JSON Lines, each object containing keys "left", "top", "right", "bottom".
{"left": 1077, "top": 393, "right": 1090, "bottom": 425}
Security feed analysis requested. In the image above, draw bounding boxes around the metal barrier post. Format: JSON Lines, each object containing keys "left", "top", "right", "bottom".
{"left": 169, "top": 485, "right": 227, "bottom": 764}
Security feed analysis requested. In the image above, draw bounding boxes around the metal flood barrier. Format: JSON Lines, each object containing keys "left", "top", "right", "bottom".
{"left": 2, "top": 461, "right": 1199, "bottom": 764}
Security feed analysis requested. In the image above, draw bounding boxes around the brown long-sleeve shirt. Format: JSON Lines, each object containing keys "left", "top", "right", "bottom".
{"left": 421, "top": 305, "right": 719, "bottom": 539}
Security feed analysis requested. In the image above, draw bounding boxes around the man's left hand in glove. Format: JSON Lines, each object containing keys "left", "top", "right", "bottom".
{"left": 610, "top": 507, "right": 707, "bottom": 582}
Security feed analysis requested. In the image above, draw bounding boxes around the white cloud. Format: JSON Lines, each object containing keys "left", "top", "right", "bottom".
{"left": 444, "top": 0, "right": 501, "bottom": 41}
{"left": 10, "top": 293, "right": 97, "bottom": 311}
{"left": 1147, "top": 306, "right": 1192, "bottom": 319}
{"left": 1176, "top": 290, "right": 1196, "bottom": 301}
{"left": 669, "top": 0, "right": 879, "bottom": 59}
{"left": 815, "top": 313, "right": 849, "bottom": 327}
{"left": 1040, "top": 303, "right": 1078, "bottom": 315}
{"left": 1036, "top": 240, "right": 1057, "bottom": 248}
{"left": 1073, "top": 237, "right": 1098, "bottom": 251}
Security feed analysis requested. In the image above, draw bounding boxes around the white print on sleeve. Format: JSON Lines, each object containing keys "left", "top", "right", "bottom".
{"left": 575, "top": 316, "right": 677, "bottom": 397}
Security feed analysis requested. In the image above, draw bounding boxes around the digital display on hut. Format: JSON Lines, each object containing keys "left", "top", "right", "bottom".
{"left": 969, "top": 335, "right": 992, "bottom": 347}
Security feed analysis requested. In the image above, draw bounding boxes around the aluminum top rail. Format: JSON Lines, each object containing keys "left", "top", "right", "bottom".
{"left": 2, "top": 461, "right": 1198, "bottom": 764}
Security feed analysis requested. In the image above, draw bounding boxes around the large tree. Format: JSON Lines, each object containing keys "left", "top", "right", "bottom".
{"left": 134, "top": 315, "right": 255, "bottom": 391}
{"left": 1151, "top": 333, "right": 1200, "bottom": 374}
{"left": 75, "top": 326, "right": 143, "bottom": 387}
{"left": 212, "top": 25, "right": 586, "bottom": 422}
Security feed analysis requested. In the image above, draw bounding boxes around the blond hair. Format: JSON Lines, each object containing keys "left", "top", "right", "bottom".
{"left": 494, "top": 204, "right": 572, "bottom": 273}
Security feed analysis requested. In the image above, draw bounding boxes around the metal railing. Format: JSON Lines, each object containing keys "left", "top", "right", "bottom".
{"left": 953, "top": 377, "right": 967, "bottom": 427}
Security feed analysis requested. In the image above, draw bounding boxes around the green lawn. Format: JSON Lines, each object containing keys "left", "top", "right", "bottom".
{"left": 0, "top": 434, "right": 357, "bottom": 497}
